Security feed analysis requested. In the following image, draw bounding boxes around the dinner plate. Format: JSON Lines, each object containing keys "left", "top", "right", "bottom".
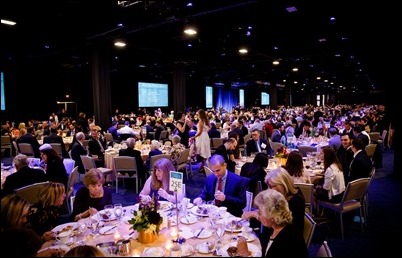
{"left": 190, "top": 205, "right": 211, "bottom": 217}
{"left": 52, "top": 222, "right": 78, "bottom": 234}
{"left": 180, "top": 214, "right": 197, "bottom": 224}
{"left": 142, "top": 247, "right": 165, "bottom": 257}
{"left": 220, "top": 242, "right": 262, "bottom": 257}
{"left": 99, "top": 225, "right": 117, "bottom": 235}
{"left": 180, "top": 244, "right": 194, "bottom": 257}
{"left": 224, "top": 218, "right": 243, "bottom": 233}
{"left": 132, "top": 200, "right": 173, "bottom": 212}
{"left": 193, "top": 228, "right": 212, "bottom": 239}
{"left": 38, "top": 245, "right": 70, "bottom": 254}
{"left": 237, "top": 233, "right": 257, "bottom": 242}
{"left": 196, "top": 242, "right": 215, "bottom": 254}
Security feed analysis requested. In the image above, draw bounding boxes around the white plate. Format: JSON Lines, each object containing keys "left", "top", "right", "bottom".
{"left": 38, "top": 245, "right": 70, "bottom": 254}
{"left": 142, "top": 247, "right": 165, "bottom": 257}
{"left": 190, "top": 205, "right": 211, "bottom": 217}
{"left": 196, "top": 242, "right": 216, "bottom": 254}
{"left": 99, "top": 225, "right": 117, "bottom": 235}
{"left": 220, "top": 242, "right": 262, "bottom": 257}
{"left": 237, "top": 233, "right": 257, "bottom": 242}
{"left": 52, "top": 222, "right": 78, "bottom": 234}
{"left": 180, "top": 214, "right": 198, "bottom": 224}
{"left": 180, "top": 244, "right": 194, "bottom": 257}
{"left": 133, "top": 200, "right": 173, "bottom": 212}
{"left": 193, "top": 228, "right": 212, "bottom": 239}
{"left": 224, "top": 218, "right": 243, "bottom": 233}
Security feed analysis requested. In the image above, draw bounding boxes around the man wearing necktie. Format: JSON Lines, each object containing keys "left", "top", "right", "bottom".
{"left": 246, "top": 128, "right": 271, "bottom": 156}
{"left": 193, "top": 154, "right": 248, "bottom": 217}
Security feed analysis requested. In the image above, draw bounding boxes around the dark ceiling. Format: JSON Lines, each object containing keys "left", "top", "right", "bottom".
{"left": 1, "top": 0, "right": 393, "bottom": 96}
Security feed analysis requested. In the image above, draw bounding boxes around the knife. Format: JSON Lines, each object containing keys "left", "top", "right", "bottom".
{"left": 195, "top": 227, "right": 204, "bottom": 238}
{"left": 103, "top": 225, "right": 117, "bottom": 234}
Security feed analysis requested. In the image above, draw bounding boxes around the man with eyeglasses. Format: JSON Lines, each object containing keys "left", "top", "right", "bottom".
{"left": 245, "top": 128, "right": 271, "bottom": 157}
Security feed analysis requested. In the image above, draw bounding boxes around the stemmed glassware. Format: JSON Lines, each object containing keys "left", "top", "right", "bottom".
{"left": 227, "top": 217, "right": 238, "bottom": 240}
{"left": 114, "top": 203, "right": 123, "bottom": 221}
{"left": 215, "top": 222, "right": 226, "bottom": 252}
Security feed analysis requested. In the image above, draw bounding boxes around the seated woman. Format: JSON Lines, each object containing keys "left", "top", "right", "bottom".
{"left": 39, "top": 144, "right": 68, "bottom": 189}
{"left": 70, "top": 168, "right": 113, "bottom": 222}
{"left": 27, "top": 182, "right": 68, "bottom": 238}
{"left": 285, "top": 151, "right": 311, "bottom": 184}
{"left": 168, "top": 135, "right": 186, "bottom": 167}
{"left": 254, "top": 189, "right": 308, "bottom": 257}
{"left": 314, "top": 147, "right": 346, "bottom": 203}
{"left": 240, "top": 152, "right": 269, "bottom": 192}
{"left": 139, "top": 158, "right": 184, "bottom": 204}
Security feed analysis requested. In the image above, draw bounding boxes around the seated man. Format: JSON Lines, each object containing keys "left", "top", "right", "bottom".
{"left": 1, "top": 154, "right": 47, "bottom": 198}
{"left": 193, "top": 154, "right": 247, "bottom": 217}
{"left": 214, "top": 137, "right": 237, "bottom": 172}
{"left": 246, "top": 128, "right": 271, "bottom": 156}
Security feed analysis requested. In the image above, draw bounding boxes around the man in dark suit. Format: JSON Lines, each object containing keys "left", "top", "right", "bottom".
{"left": 336, "top": 133, "right": 354, "bottom": 181}
{"left": 1, "top": 154, "right": 47, "bottom": 198}
{"left": 88, "top": 129, "right": 106, "bottom": 167}
{"left": 348, "top": 137, "right": 373, "bottom": 184}
{"left": 16, "top": 127, "right": 41, "bottom": 158}
{"left": 352, "top": 124, "right": 369, "bottom": 148}
{"left": 214, "top": 138, "right": 237, "bottom": 173}
{"left": 70, "top": 132, "right": 88, "bottom": 174}
{"left": 246, "top": 128, "right": 271, "bottom": 156}
{"left": 119, "top": 137, "right": 147, "bottom": 185}
{"left": 43, "top": 127, "right": 68, "bottom": 158}
{"left": 193, "top": 154, "right": 247, "bottom": 217}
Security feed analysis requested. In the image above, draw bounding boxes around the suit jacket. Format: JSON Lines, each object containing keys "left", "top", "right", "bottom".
{"left": 1, "top": 166, "right": 47, "bottom": 197}
{"left": 246, "top": 138, "right": 271, "bottom": 156}
{"left": 16, "top": 134, "right": 41, "bottom": 158}
{"left": 88, "top": 137, "right": 106, "bottom": 157}
{"left": 70, "top": 142, "right": 87, "bottom": 174}
{"left": 348, "top": 151, "right": 373, "bottom": 184}
{"left": 198, "top": 171, "right": 247, "bottom": 217}
{"left": 337, "top": 146, "right": 354, "bottom": 179}
{"left": 240, "top": 162, "right": 268, "bottom": 192}
{"left": 43, "top": 133, "right": 68, "bottom": 158}
{"left": 45, "top": 159, "right": 68, "bottom": 189}
{"left": 214, "top": 145, "right": 236, "bottom": 173}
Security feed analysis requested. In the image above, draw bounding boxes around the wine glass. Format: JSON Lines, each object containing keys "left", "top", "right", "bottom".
{"left": 227, "top": 217, "right": 238, "bottom": 240}
{"left": 215, "top": 222, "right": 226, "bottom": 251}
{"left": 114, "top": 203, "right": 123, "bottom": 221}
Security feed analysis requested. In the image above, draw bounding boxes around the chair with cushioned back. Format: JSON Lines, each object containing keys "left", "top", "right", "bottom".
{"left": 297, "top": 145, "right": 317, "bottom": 157}
{"left": 50, "top": 143, "right": 63, "bottom": 158}
{"left": 315, "top": 240, "right": 332, "bottom": 257}
{"left": 303, "top": 212, "right": 316, "bottom": 249}
{"left": 15, "top": 181, "right": 49, "bottom": 205}
{"left": 65, "top": 166, "right": 78, "bottom": 214}
{"left": 175, "top": 148, "right": 192, "bottom": 180}
{"left": 113, "top": 156, "right": 138, "bottom": 194}
{"left": 80, "top": 155, "right": 113, "bottom": 179}
{"left": 1, "top": 135, "right": 13, "bottom": 157}
{"left": 17, "top": 143, "right": 35, "bottom": 158}
{"left": 203, "top": 166, "right": 213, "bottom": 176}
{"left": 295, "top": 183, "right": 314, "bottom": 215}
{"left": 149, "top": 154, "right": 171, "bottom": 175}
{"left": 270, "top": 141, "right": 285, "bottom": 156}
{"left": 317, "top": 177, "right": 370, "bottom": 240}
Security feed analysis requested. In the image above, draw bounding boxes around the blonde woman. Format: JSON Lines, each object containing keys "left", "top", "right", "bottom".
{"left": 139, "top": 158, "right": 184, "bottom": 203}
{"left": 254, "top": 189, "right": 308, "bottom": 257}
{"left": 1, "top": 194, "right": 31, "bottom": 231}
{"left": 190, "top": 109, "right": 211, "bottom": 172}
{"left": 27, "top": 182, "right": 67, "bottom": 237}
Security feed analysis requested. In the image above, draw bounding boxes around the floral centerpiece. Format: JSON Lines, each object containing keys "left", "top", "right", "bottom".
{"left": 128, "top": 195, "right": 163, "bottom": 243}
{"left": 275, "top": 146, "right": 289, "bottom": 166}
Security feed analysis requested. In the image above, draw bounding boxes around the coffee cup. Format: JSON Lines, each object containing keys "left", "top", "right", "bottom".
{"left": 57, "top": 231, "right": 71, "bottom": 244}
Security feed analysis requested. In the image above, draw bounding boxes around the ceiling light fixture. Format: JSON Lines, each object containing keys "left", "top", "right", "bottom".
{"left": 184, "top": 27, "right": 197, "bottom": 35}
{"left": 1, "top": 19, "right": 16, "bottom": 26}
{"left": 114, "top": 41, "right": 126, "bottom": 47}
{"left": 238, "top": 48, "right": 248, "bottom": 54}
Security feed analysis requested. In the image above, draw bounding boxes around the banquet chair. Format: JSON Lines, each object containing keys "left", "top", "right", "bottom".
{"left": 362, "top": 167, "right": 376, "bottom": 227}
{"left": 80, "top": 155, "right": 113, "bottom": 179}
{"left": 149, "top": 154, "right": 171, "bottom": 175}
{"left": 368, "top": 132, "right": 380, "bottom": 143}
{"left": 203, "top": 166, "right": 213, "bottom": 176}
{"left": 1, "top": 135, "right": 12, "bottom": 157}
{"left": 175, "top": 148, "right": 192, "bottom": 180}
{"left": 17, "top": 143, "right": 35, "bottom": 158}
{"left": 297, "top": 145, "right": 317, "bottom": 157}
{"left": 303, "top": 212, "right": 317, "bottom": 249}
{"left": 50, "top": 143, "right": 63, "bottom": 158}
{"left": 317, "top": 177, "right": 370, "bottom": 240}
{"left": 294, "top": 183, "right": 314, "bottom": 215}
{"left": 243, "top": 190, "right": 254, "bottom": 212}
{"left": 15, "top": 181, "right": 49, "bottom": 205}
{"left": 377, "top": 129, "right": 387, "bottom": 149}
{"left": 270, "top": 141, "right": 284, "bottom": 156}
{"left": 315, "top": 240, "right": 332, "bottom": 257}
{"left": 113, "top": 156, "right": 138, "bottom": 194}
{"left": 65, "top": 166, "right": 78, "bottom": 213}
{"left": 364, "top": 143, "right": 377, "bottom": 161}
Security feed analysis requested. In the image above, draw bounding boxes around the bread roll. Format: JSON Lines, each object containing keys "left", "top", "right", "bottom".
{"left": 236, "top": 236, "right": 250, "bottom": 256}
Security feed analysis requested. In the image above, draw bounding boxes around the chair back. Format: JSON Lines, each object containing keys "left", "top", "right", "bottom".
{"left": 271, "top": 142, "right": 284, "bottom": 156}
{"left": 211, "top": 138, "right": 224, "bottom": 150}
{"left": 364, "top": 143, "right": 376, "bottom": 159}
{"left": 1, "top": 136, "right": 12, "bottom": 155}
{"left": 150, "top": 154, "right": 171, "bottom": 173}
{"left": 18, "top": 143, "right": 35, "bottom": 157}
{"left": 368, "top": 132, "right": 380, "bottom": 143}
{"left": 341, "top": 177, "right": 370, "bottom": 204}
{"left": 297, "top": 145, "right": 317, "bottom": 157}
{"left": 66, "top": 166, "right": 79, "bottom": 195}
{"left": 80, "top": 155, "right": 96, "bottom": 172}
{"left": 204, "top": 166, "right": 213, "bottom": 176}
{"left": 50, "top": 143, "right": 63, "bottom": 157}
{"left": 159, "top": 130, "right": 169, "bottom": 141}
{"left": 303, "top": 212, "right": 316, "bottom": 249}
{"left": 243, "top": 190, "right": 254, "bottom": 212}
{"left": 294, "top": 183, "right": 314, "bottom": 214}
{"left": 104, "top": 132, "right": 113, "bottom": 143}
{"left": 15, "top": 181, "right": 49, "bottom": 204}
{"left": 316, "top": 240, "right": 332, "bottom": 257}
{"left": 176, "top": 148, "right": 191, "bottom": 179}
{"left": 113, "top": 156, "right": 138, "bottom": 193}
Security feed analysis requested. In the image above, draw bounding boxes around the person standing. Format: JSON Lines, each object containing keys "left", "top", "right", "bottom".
{"left": 190, "top": 109, "right": 211, "bottom": 173}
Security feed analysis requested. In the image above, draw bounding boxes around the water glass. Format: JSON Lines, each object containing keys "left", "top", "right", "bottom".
{"left": 90, "top": 219, "right": 99, "bottom": 234}
{"left": 104, "top": 204, "right": 113, "bottom": 217}
{"left": 114, "top": 203, "right": 123, "bottom": 220}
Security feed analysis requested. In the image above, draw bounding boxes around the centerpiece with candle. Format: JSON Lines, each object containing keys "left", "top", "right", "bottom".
{"left": 128, "top": 195, "right": 163, "bottom": 244}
